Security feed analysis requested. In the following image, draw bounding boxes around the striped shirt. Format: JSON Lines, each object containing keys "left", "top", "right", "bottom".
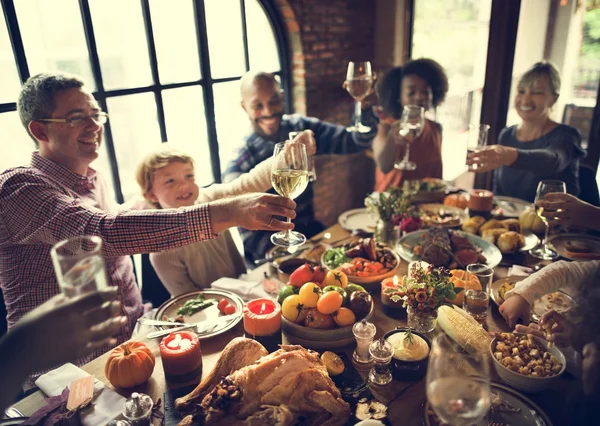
{"left": 223, "top": 110, "right": 378, "bottom": 261}
{"left": 0, "top": 152, "right": 216, "bottom": 372}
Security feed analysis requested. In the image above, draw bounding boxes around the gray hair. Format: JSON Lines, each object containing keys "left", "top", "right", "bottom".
{"left": 518, "top": 62, "right": 561, "bottom": 97}
{"left": 17, "top": 73, "right": 86, "bottom": 144}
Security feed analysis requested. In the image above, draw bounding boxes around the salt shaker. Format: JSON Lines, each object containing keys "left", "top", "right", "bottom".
{"left": 368, "top": 337, "right": 394, "bottom": 385}
{"left": 289, "top": 131, "right": 317, "bottom": 181}
{"left": 122, "top": 392, "right": 153, "bottom": 426}
{"left": 352, "top": 319, "right": 376, "bottom": 363}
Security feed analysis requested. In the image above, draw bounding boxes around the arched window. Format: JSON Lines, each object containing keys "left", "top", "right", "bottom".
{"left": 0, "top": 0, "right": 289, "bottom": 202}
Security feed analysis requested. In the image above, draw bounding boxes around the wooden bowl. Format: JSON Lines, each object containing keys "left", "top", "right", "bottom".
{"left": 281, "top": 302, "right": 374, "bottom": 350}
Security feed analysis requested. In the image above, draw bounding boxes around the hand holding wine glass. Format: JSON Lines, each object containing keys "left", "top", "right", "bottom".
{"left": 426, "top": 334, "right": 491, "bottom": 426}
{"left": 530, "top": 180, "right": 567, "bottom": 260}
{"left": 270, "top": 141, "right": 310, "bottom": 247}
{"left": 345, "top": 61, "right": 373, "bottom": 133}
{"left": 394, "top": 104, "right": 425, "bottom": 171}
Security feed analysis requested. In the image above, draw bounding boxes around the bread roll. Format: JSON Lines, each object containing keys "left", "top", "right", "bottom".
{"left": 462, "top": 216, "right": 486, "bottom": 234}
{"left": 497, "top": 231, "right": 525, "bottom": 253}
{"left": 479, "top": 219, "right": 506, "bottom": 235}
{"left": 482, "top": 228, "right": 506, "bottom": 244}
{"left": 501, "top": 218, "right": 520, "bottom": 233}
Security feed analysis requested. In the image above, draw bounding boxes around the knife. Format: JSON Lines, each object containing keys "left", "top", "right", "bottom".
{"left": 146, "top": 315, "right": 240, "bottom": 339}
{"left": 138, "top": 318, "right": 193, "bottom": 327}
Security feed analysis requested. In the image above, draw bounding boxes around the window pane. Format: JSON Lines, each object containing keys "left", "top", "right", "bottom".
{"left": 205, "top": 0, "right": 246, "bottom": 78}
{"left": 0, "top": 112, "right": 36, "bottom": 172}
{"left": 89, "top": 0, "right": 153, "bottom": 90}
{"left": 106, "top": 94, "right": 162, "bottom": 201}
{"left": 412, "top": 0, "right": 492, "bottom": 181}
{"left": 150, "top": 0, "right": 201, "bottom": 84}
{"left": 0, "top": 4, "right": 22, "bottom": 103}
{"left": 246, "top": 0, "right": 280, "bottom": 73}
{"left": 162, "top": 86, "right": 213, "bottom": 186}
{"left": 213, "top": 80, "right": 251, "bottom": 174}
{"left": 14, "top": 0, "right": 95, "bottom": 89}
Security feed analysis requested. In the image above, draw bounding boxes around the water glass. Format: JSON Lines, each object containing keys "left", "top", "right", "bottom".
{"left": 368, "top": 338, "right": 394, "bottom": 385}
{"left": 51, "top": 235, "right": 108, "bottom": 298}
{"left": 465, "top": 124, "right": 490, "bottom": 171}
{"left": 464, "top": 264, "right": 494, "bottom": 322}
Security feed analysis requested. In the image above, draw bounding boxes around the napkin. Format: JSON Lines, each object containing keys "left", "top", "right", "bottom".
{"left": 507, "top": 264, "right": 534, "bottom": 277}
{"left": 211, "top": 277, "right": 278, "bottom": 301}
{"left": 35, "top": 363, "right": 125, "bottom": 426}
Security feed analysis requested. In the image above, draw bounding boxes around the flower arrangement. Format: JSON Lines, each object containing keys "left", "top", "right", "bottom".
{"left": 364, "top": 187, "right": 422, "bottom": 233}
{"left": 383, "top": 262, "right": 463, "bottom": 314}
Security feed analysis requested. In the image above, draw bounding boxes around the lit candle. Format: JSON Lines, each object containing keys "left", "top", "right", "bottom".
{"left": 243, "top": 298, "right": 282, "bottom": 352}
{"left": 468, "top": 189, "right": 494, "bottom": 212}
{"left": 159, "top": 331, "right": 202, "bottom": 382}
{"left": 381, "top": 276, "right": 406, "bottom": 319}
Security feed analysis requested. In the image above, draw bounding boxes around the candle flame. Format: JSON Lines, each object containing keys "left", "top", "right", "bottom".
{"left": 478, "top": 191, "right": 484, "bottom": 197}
{"left": 261, "top": 302, "right": 266, "bottom": 314}
{"left": 393, "top": 275, "right": 399, "bottom": 285}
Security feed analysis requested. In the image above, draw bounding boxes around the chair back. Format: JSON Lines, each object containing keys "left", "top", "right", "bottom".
{"left": 140, "top": 254, "right": 170, "bottom": 308}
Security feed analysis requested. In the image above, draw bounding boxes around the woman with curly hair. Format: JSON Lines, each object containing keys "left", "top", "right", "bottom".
{"left": 373, "top": 58, "right": 449, "bottom": 191}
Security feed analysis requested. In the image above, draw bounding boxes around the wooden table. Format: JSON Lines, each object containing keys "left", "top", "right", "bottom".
{"left": 14, "top": 224, "right": 575, "bottom": 425}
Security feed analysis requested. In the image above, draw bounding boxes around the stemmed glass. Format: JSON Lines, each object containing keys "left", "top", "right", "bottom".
{"left": 270, "top": 141, "right": 310, "bottom": 247}
{"left": 345, "top": 61, "right": 373, "bottom": 133}
{"left": 426, "top": 334, "right": 491, "bottom": 425}
{"left": 394, "top": 105, "right": 425, "bottom": 171}
{"left": 530, "top": 180, "right": 566, "bottom": 260}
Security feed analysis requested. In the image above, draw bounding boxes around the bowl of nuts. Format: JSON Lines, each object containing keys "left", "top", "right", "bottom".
{"left": 490, "top": 332, "right": 566, "bottom": 393}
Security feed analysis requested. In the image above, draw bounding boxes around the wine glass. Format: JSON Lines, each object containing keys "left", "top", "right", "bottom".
{"left": 465, "top": 124, "right": 490, "bottom": 171}
{"left": 530, "top": 180, "right": 567, "bottom": 260}
{"left": 345, "top": 61, "right": 373, "bottom": 133}
{"left": 426, "top": 334, "right": 491, "bottom": 426}
{"left": 270, "top": 141, "right": 310, "bottom": 247}
{"left": 394, "top": 105, "right": 425, "bottom": 171}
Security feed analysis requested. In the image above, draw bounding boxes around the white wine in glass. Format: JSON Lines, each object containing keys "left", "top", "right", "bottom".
{"left": 394, "top": 105, "right": 425, "bottom": 171}
{"left": 530, "top": 180, "right": 566, "bottom": 260}
{"left": 270, "top": 141, "right": 310, "bottom": 247}
{"left": 426, "top": 334, "right": 491, "bottom": 426}
{"left": 345, "top": 61, "right": 373, "bottom": 133}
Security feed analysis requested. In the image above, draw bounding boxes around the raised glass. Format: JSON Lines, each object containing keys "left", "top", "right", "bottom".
{"left": 270, "top": 141, "right": 309, "bottom": 247}
{"left": 394, "top": 105, "right": 425, "bottom": 171}
{"left": 530, "top": 180, "right": 567, "bottom": 260}
{"left": 345, "top": 61, "right": 373, "bottom": 133}
{"left": 465, "top": 124, "right": 490, "bottom": 171}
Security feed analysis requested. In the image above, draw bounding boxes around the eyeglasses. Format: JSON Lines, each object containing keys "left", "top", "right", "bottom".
{"left": 37, "top": 112, "right": 109, "bottom": 127}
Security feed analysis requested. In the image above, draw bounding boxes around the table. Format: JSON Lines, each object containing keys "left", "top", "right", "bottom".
{"left": 14, "top": 224, "right": 575, "bottom": 425}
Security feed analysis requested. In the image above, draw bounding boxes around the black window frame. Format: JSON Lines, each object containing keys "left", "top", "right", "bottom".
{"left": 1, "top": 0, "right": 291, "bottom": 203}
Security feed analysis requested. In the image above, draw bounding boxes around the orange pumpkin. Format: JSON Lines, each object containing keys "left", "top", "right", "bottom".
{"left": 105, "top": 341, "right": 155, "bottom": 388}
{"left": 446, "top": 269, "right": 481, "bottom": 306}
{"left": 444, "top": 193, "right": 469, "bottom": 209}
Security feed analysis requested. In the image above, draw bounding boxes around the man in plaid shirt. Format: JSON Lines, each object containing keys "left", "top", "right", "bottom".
{"left": 223, "top": 71, "right": 379, "bottom": 261}
{"left": 0, "top": 73, "right": 296, "bottom": 385}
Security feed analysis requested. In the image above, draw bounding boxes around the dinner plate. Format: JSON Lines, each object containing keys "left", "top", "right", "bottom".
{"left": 0, "top": 419, "right": 28, "bottom": 425}
{"left": 396, "top": 230, "right": 502, "bottom": 269}
{"left": 492, "top": 196, "right": 533, "bottom": 218}
{"left": 520, "top": 232, "right": 540, "bottom": 252}
{"left": 548, "top": 233, "right": 600, "bottom": 261}
{"left": 418, "top": 203, "right": 469, "bottom": 228}
{"left": 423, "top": 380, "right": 553, "bottom": 426}
{"left": 338, "top": 208, "right": 377, "bottom": 233}
{"left": 490, "top": 276, "right": 526, "bottom": 306}
{"left": 154, "top": 289, "right": 243, "bottom": 339}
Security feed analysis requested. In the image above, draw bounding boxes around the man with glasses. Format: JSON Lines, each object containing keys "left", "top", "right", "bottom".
{"left": 223, "top": 71, "right": 379, "bottom": 262}
{"left": 0, "top": 72, "right": 296, "bottom": 387}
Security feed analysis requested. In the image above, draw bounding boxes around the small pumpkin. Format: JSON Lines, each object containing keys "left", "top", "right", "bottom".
{"left": 519, "top": 207, "right": 546, "bottom": 234}
{"left": 446, "top": 270, "right": 481, "bottom": 306}
{"left": 444, "top": 193, "right": 469, "bottom": 209}
{"left": 105, "top": 341, "right": 155, "bottom": 388}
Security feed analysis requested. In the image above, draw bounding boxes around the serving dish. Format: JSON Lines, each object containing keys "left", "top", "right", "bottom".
{"left": 424, "top": 379, "right": 553, "bottom": 425}
{"left": 548, "top": 233, "right": 600, "bottom": 261}
{"left": 338, "top": 208, "right": 377, "bottom": 233}
{"left": 418, "top": 203, "right": 469, "bottom": 228}
{"left": 491, "top": 196, "right": 533, "bottom": 218}
{"left": 154, "top": 289, "right": 243, "bottom": 339}
{"left": 321, "top": 247, "right": 400, "bottom": 288}
{"left": 383, "top": 327, "right": 431, "bottom": 381}
{"left": 530, "top": 290, "right": 577, "bottom": 323}
{"left": 265, "top": 242, "right": 329, "bottom": 268}
{"left": 397, "top": 229, "right": 502, "bottom": 269}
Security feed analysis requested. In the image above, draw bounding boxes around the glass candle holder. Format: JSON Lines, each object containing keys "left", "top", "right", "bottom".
{"left": 352, "top": 319, "right": 376, "bottom": 364}
{"left": 368, "top": 337, "right": 394, "bottom": 385}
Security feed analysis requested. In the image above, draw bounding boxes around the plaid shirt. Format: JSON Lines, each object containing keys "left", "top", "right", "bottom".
{"left": 223, "top": 110, "right": 378, "bottom": 260}
{"left": 0, "top": 152, "right": 215, "bottom": 372}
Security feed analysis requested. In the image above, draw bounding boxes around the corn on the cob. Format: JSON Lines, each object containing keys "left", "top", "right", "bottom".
{"left": 437, "top": 305, "right": 492, "bottom": 354}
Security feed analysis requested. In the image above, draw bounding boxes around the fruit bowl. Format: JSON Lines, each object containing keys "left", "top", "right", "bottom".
{"left": 321, "top": 248, "right": 401, "bottom": 289}
{"left": 281, "top": 302, "right": 374, "bottom": 350}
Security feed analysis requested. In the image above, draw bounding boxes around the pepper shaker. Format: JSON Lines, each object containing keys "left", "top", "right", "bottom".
{"left": 122, "top": 392, "right": 153, "bottom": 426}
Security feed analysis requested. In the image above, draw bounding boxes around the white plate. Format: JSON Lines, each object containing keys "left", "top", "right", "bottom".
{"left": 492, "top": 196, "right": 533, "bottom": 218}
{"left": 338, "top": 208, "right": 377, "bottom": 233}
{"left": 548, "top": 233, "right": 600, "bottom": 261}
{"left": 490, "top": 276, "right": 526, "bottom": 306}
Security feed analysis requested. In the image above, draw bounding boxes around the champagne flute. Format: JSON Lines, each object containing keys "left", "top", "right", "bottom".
{"left": 394, "top": 105, "right": 425, "bottom": 171}
{"left": 426, "top": 334, "right": 491, "bottom": 425}
{"left": 345, "top": 61, "right": 373, "bottom": 133}
{"left": 270, "top": 141, "right": 310, "bottom": 247}
{"left": 530, "top": 180, "right": 567, "bottom": 260}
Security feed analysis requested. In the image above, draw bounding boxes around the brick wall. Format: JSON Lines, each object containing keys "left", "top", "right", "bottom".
{"left": 273, "top": 0, "right": 378, "bottom": 226}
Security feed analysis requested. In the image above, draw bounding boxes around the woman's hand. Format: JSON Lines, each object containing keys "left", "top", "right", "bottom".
{"left": 467, "top": 145, "right": 518, "bottom": 173}
{"left": 542, "top": 192, "right": 597, "bottom": 229}
{"left": 499, "top": 293, "right": 530, "bottom": 328}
